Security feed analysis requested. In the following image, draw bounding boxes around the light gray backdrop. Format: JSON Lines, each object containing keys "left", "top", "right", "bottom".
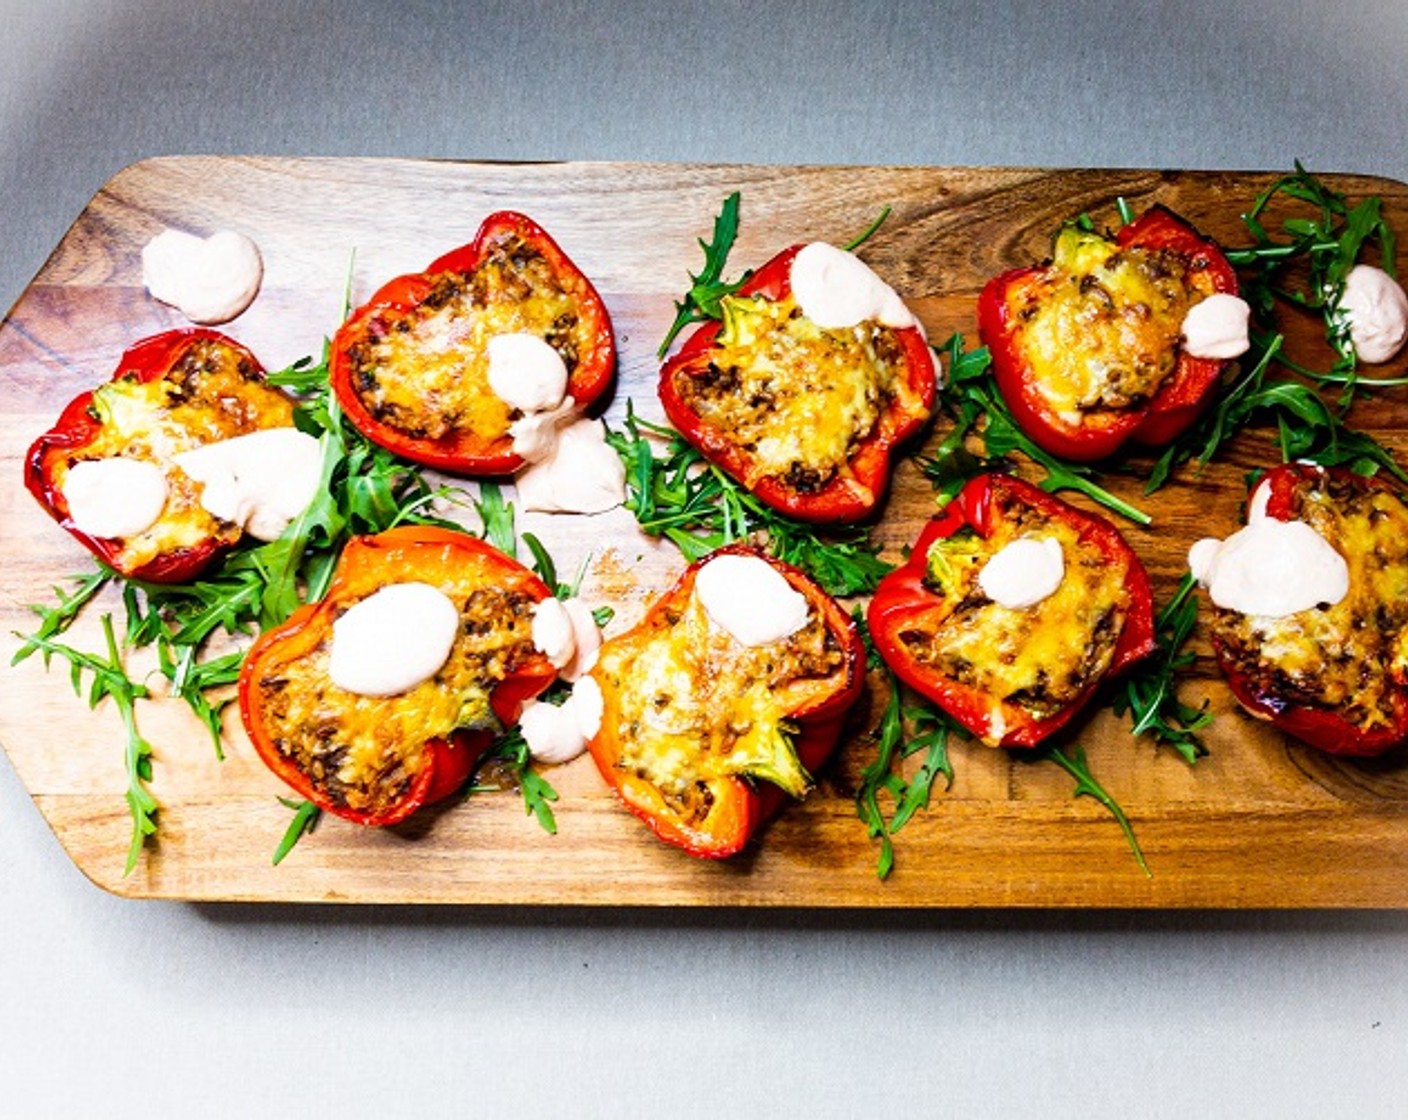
{"left": 3, "top": 2, "right": 1406, "bottom": 1116}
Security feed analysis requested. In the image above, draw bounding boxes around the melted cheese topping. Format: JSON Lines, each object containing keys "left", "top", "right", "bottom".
{"left": 900, "top": 493, "right": 1131, "bottom": 741}
{"left": 346, "top": 232, "right": 593, "bottom": 445}
{"left": 672, "top": 290, "right": 921, "bottom": 493}
{"left": 593, "top": 583, "right": 846, "bottom": 822}
{"left": 252, "top": 565, "right": 542, "bottom": 818}
{"left": 1006, "top": 225, "right": 1220, "bottom": 417}
{"left": 53, "top": 338, "right": 297, "bottom": 571}
{"left": 1208, "top": 472, "right": 1408, "bottom": 733}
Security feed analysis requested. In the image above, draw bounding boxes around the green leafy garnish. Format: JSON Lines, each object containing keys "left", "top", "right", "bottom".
{"left": 474, "top": 481, "right": 519, "bottom": 559}
{"left": 1111, "top": 572, "right": 1213, "bottom": 765}
{"left": 842, "top": 205, "right": 892, "bottom": 252}
{"left": 17, "top": 616, "right": 156, "bottom": 875}
{"left": 272, "top": 798, "right": 322, "bottom": 865}
{"left": 921, "top": 334, "right": 1152, "bottom": 525}
{"left": 475, "top": 725, "right": 560, "bottom": 835}
{"left": 10, "top": 567, "right": 114, "bottom": 664}
{"left": 1145, "top": 332, "right": 1408, "bottom": 491}
{"left": 1229, "top": 161, "right": 1398, "bottom": 398}
{"left": 1038, "top": 743, "right": 1151, "bottom": 877}
{"left": 853, "top": 620, "right": 957, "bottom": 879}
{"left": 658, "top": 191, "right": 750, "bottom": 357}
{"left": 605, "top": 403, "right": 892, "bottom": 596}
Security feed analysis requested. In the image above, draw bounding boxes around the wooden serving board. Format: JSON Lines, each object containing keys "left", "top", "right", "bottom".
{"left": 5, "top": 157, "right": 1408, "bottom": 906}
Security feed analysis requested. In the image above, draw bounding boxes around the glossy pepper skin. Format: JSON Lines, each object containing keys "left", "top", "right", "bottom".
{"left": 1207, "top": 464, "right": 1408, "bottom": 758}
{"left": 867, "top": 473, "right": 1156, "bottom": 748}
{"left": 24, "top": 328, "right": 281, "bottom": 583}
{"left": 586, "top": 544, "right": 866, "bottom": 857}
{"left": 977, "top": 205, "right": 1239, "bottom": 462}
{"left": 658, "top": 244, "right": 936, "bottom": 523}
{"left": 238, "top": 526, "right": 558, "bottom": 826}
{"left": 329, "top": 210, "right": 616, "bottom": 474}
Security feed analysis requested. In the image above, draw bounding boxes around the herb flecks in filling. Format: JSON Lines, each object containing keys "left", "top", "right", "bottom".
{"left": 1210, "top": 473, "right": 1408, "bottom": 733}
{"left": 61, "top": 338, "right": 295, "bottom": 571}
{"left": 1010, "top": 226, "right": 1221, "bottom": 418}
{"left": 899, "top": 490, "right": 1131, "bottom": 728}
{"left": 348, "top": 233, "right": 588, "bottom": 443}
{"left": 672, "top": 292, "right": 910, "bottom": 492}
{"left": 596, "top": 590, "right": 844, "bottom": 825}
{"left": 254, "top": 576, "right": 539, "bottom": 818}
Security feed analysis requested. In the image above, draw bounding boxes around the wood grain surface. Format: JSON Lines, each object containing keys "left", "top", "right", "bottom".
{"left": 4, "top": 157, "right": 1408, "bottom": 906}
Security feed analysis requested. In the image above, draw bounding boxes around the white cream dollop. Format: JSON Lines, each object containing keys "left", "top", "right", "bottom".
{"left": 1337, "top": 264, "right": 1408, "bottom": 363}
{"left": 174, "top": 427, "right": 322, "bottom": 541}
{"left": 141, "top": 229, "right": 264, "bottom": 325}
{"left": 1181, "top": 293, "right": 1252, "bottom": 360}
{"left": 328, "top": 582, "right": 461, "bottom": 697}
{"left": 487, "top": 332, "right": 570, "bottom": 413}
{"left": 514, "top": 417, "right": 626, "bottom": 515}
{"left": 518, "top": 676, "right": 604, "bottom": 765}
{"left": 61, "top": 457, "right": 169, "bottom": 539}
{"left": 1187, "top": 480, "right": 1349, "bottom": 617}
{"left": 694, "top": 552, "right": 810, "bottom": 647}
{"left": 531, "top": 596, "right": 603, "bottom": 682}
{"left": 977, "top": 536, "right": 1065, "bottom": 609}
{"left": 789, "top": 241, "right": 917, "bottom": 330}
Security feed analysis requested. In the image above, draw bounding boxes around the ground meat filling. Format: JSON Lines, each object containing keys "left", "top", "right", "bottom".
{"left": 900, "top": 493, "right": 1130, "bottom": 723}
{"left": 672, "top": 293, "right": 909, "bottom": 491}
{"left": 1209, "top": 472, "right": 1408, "bottom": 733}
{"left": 345, "top": 233, "right": 590, "bottom": 445}
{"left": 254, "top": 583, "right": 540, "bottom": 817}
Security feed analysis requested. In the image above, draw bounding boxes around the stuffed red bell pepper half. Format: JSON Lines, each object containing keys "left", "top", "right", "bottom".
{"left": 585, "top": 545, "right": 866, "bottom": 857}
{"left": 1189, "top": 462, "right": 1408, "bottom": 758}
{"left": 977, "top": 205, "right": 1245, "bottom": 462}
{"left": 25, "top": 328, "right": 321, "bottom": 582}
{"left": 659, "top": 240, "right": 937, "bottom": 523}
{"left": 238, "top": 526, "right": 559, "bottom": 826}
{"left": 867, "top": 473, "right": 1156, "bottom": 748}
{"left": 329, "top": 210, "right": 616, "bottom": 475}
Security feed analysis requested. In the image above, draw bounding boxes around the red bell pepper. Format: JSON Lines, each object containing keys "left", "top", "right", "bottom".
{"left": 977, "top": 205, "right": 1240, "bottom": 461}
{"left": 867, "top": 473, "right": 1155, "bottom": 748}
{"left": 1206, "top": 463, "right": 1408, "bottom": 758}
{"left": 658, "top": 244, "right": 936, "bottom": 523}
{"left": 238, "top": 525, "right": 559, "bottom": 826}
{"left": 329, "top": 210, "right": 616, "bottom": 475}
{"left": 25, "top": 328, "right": 295, "bottom": 583}
{"left": 586, "top": 544, "right": 866, "bottom": 857}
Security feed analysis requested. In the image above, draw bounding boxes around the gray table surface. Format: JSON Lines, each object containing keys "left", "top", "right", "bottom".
{"left": 4, "top": 2, "right": 1407, "bottom": 1115}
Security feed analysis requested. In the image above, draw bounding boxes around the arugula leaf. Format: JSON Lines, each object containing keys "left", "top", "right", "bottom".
{"left": 1037, "top": 743, "right": 1151, "bottom": 877}
{"left": 1145, "top": 332, "right": 1408, "bottom": 491}
{"left": 921, "top": 334, "right": 1152, "bottom": 525}
{"left": 842, "top": 205, "right": 892, "bottom": 252}
{"left": 604, "top": 403, "right": 893, "bottom": 597}
{"left": 18, "top": 616, "right": 156, "bottom": 875}
{"left": 474, "top": 726, "right": 560, "bottom": 834}
{"left": 272, "top": 798, "right": 321, "bottom": 865}
{"left": 658, "top": 192, "right": 751, "bottom": 357}
{"left": 1228, "top": 162, "right": 1400, "bottom": 404}
{"left": 474, "top": 481, "right": 518, "bottom": 559}
{"left": 10, "top": 567, "right": 113, "bottom": 665}
{"left": 1110, "top": 572, "right": 1212, "bottom": 765}
{"left": 853, "top": 617, "right": 957, "bottom": 879}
